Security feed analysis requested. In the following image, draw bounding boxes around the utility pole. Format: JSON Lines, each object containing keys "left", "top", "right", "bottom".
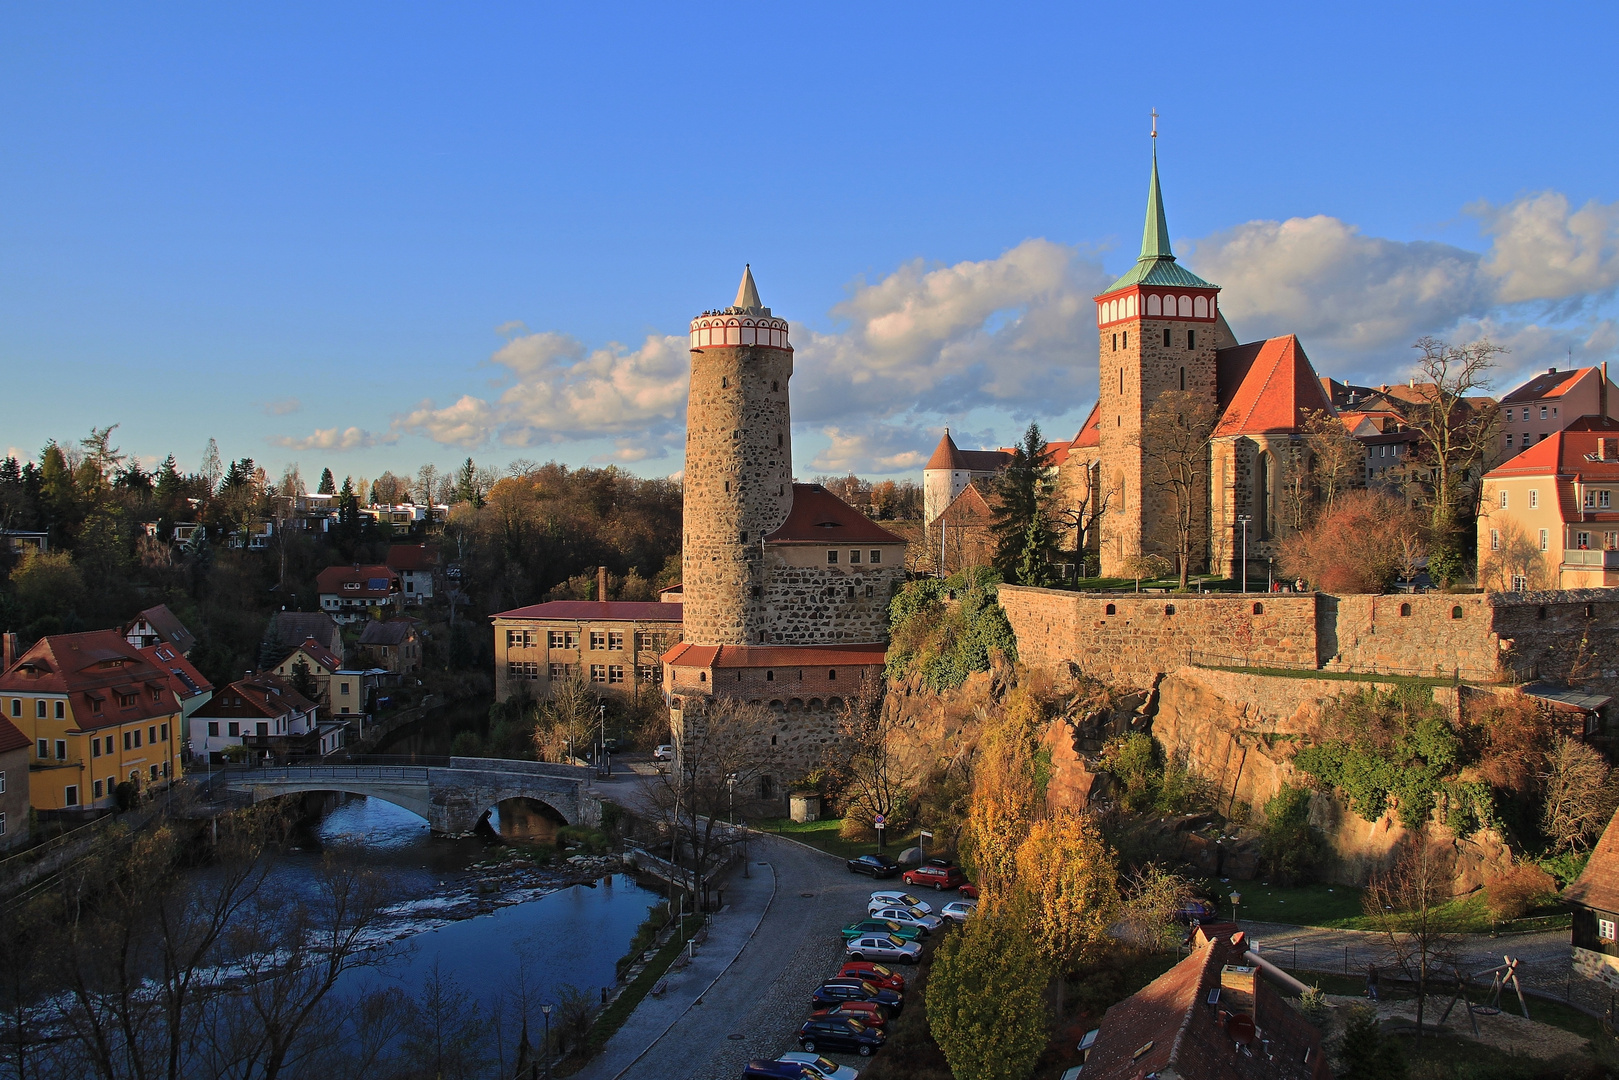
{"left": 1237, "top": 515, "right": 1251, "bottom": 593}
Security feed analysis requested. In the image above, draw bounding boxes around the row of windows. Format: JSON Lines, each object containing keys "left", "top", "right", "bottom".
{"left": 1506, "top": 405, "right": 1557, "bottom": 423}
{"left": 9, "top": 698, "right": 66, "bottom": 719}
{"left": 207, "top": 720, "right": 279, "bottom": 738}
{"left": 1110, "top": 329, "right": 1197, "bottom": 352}
{"left": 822, "top": 584, "right": 877, "bottom": 598}
{"left": 826, "top": 550, "right": 884, "bottom": 565}
{"left": 1489, "top": 528, "right": 1619, "bottom": 551}
{"left": 506, "top": 662, "right": 663, "bottom": 683}
{"left": 35, "top": 723, "right": 169, "bottom": 761}
{"left": 506, "top": 630, "right": 671, "bottom": 651}
{"left": 1097, "top": 292, "right": 1215, "bottom": 324}
{"left": 696, "top": 668, "right": 842, "bottom": 683}
{"left": 79, "top": 763, "right": 172, "bottom": 803}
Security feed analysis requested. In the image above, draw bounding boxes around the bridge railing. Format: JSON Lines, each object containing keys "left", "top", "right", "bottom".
{"left": 324, "top": 754, "right": 593, "bottom": 780}
{"left": 226, "top": 764, "right": 431, "bottom": 784}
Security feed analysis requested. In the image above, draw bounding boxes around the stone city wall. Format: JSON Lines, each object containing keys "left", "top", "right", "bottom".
{"left": 1323, "top": 593, "right": 1501, "bottom": 681}
{"left": 758, "top": 557, "right": 904, "bottom": 645}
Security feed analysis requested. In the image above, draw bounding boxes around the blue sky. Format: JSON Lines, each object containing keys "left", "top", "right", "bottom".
{"left": 4, "top": 2, "right": 1618, "bottom": 487}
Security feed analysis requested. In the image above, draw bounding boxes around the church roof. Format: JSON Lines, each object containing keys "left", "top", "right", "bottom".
{"left": 923, "top": 431, "right": 1013, "bottom": 474}
{"left": 734, "top": 263, "right": 763, "bottom": 314}
{"left": 1072, "top": 402, "right": 1101, "bottom": 449}
{"left": 764, "top": 484, "right": 906, "bottom": 545}
{"left": 1103, "top": 147, "right": 1217, "bottom": 294}
{"left": 1213, "top": 335, "right": 1336, "bottom": 438}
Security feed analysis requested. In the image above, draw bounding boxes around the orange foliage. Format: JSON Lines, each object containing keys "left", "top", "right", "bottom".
{"left": 1483, "top": 862, "right": 1557, "bottom": 921}
{"left": 1277, "top": 489, "right": 1425, "bottom": 593}
{"left": 1464, "top": 694, "right": 1554, "bottom": 792}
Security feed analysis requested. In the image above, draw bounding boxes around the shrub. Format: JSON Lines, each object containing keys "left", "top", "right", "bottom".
{"left": 449, "top": 731, "right": 485, "bottom": 757}
{"left": 886, "top": 568, "right": 1017, "bottom": 693}
{"left": 1098, "top": 733, "right": 1159, "bottom": 812}
{"left": 1483, "top": 863, "right": 1558, "bottom": 922}
{"left": 1278, "top": 489, "right": 1425, "bottom": 594}
{"left": 1261, "top": 784, "right": 1325, "bottom": 886}
{"left": 1338, "top": 1005, "right": 1407, "bottom": 1079}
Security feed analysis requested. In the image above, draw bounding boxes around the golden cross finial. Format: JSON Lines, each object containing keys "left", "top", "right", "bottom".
{"left": 1151, "top": 109, "right": 1158, "bottom": 139}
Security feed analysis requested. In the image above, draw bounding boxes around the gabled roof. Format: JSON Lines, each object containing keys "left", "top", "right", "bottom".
{"left": 385, "top": 543, "right": 440, "bottom": 572}
{"left": 1565, "top": 807, "right": 1619, "bottom": 913}
{"left": 1213, "top": 336, "right": 1336, "bottom": 438}
{"left": 0, "top": 630, "right": 181, "bottom": 731}
{"left": 1071, "top": 402, "right": 1101, "bottom": 449}
{"left": 359, "top": 620, "right": 417, "bottom": 646}
{"left": 266, "top": 612, "right": 342, "bottom": 654}
{"left": 1485, "top": 415, "right": 1619, "bottom": 481}
{"left": 662, "top": 641, "right": 888, "bottom": 669}
{"left": 124, "top": 604, "right": 196, "bottom": 654}
{"left": 315, "top": 565, "right": 399, "bottom": 598}
{"left": 940, "top": 481, "right": 996, "bottom": 526}
{"left": 281, "top": 637, "right": 342, "bottom": 672}
{"left": 196, "top": 671, "right": 316, "bottom": 720}
{"left": 1501, "top": 366, "right": 1600, "bottom": 404}
{"left": 764, "top": 484, "right": 906, "bottom": 545}
{"left": 139, "top": 643, "right": 213, "bottom": 701}
{"left": 0, "top": 716, "right": 28, "bottom": 755}
{"left": 492, "top": 600, "right": 683, "bottom": 622}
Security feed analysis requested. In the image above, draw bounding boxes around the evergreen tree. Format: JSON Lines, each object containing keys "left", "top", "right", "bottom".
{"left": 338, "top": 477, "right": 363, "bottom": 543}
{"left": 990, "top": 423, "right": 1055, "bottom": 585}
{"left": 38, "top": 441, "right": 79, "bottom": 543}
{"left": 453, "top": 457, "right": 483, "bottom": 508}
{"left": 928, "top": 896, "right": 1052, "bottom": 1080}
{"left": 1339, "top": 1007, "right": 1407, "bottom": 1079}
{"left": 317, "top": 467, "right": 336, "bottom": 495}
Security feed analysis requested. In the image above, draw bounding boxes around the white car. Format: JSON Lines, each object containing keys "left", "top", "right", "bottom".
{"left": 867, "top": 891, "right": 934, "bottom": 916}
{"left": 871, "top": 905, "right": 944, "bottom": 935}
{"left": 653, "top": 744, "right": 673, "bottom": 761}
{"left": 777, "top": 1053, "right": 860, "bottom": 1080}
{"left": 846, "top": 933, "right": 921, "bottom": 964}
{"left": 941, "top": 899, "right": 977, "bottom": 924}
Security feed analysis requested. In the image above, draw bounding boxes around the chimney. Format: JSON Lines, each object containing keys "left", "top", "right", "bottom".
{"left": 1549, "top": 367, "right": 1557, "bottom": 375}
{"left": 597, "top": 565, "right": 609, "bottom": 602}
{"left": 2, "top": 632, "right": 17, "bottom": 671}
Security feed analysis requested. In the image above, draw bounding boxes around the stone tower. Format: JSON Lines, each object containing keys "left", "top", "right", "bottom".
{"left": 1095, "top": 145, "right": 1222, "bottom": 578}
{"left": 681, "top": 265, "right": 795, "bottom": 645}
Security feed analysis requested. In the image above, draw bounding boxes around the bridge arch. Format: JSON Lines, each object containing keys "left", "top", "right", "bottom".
{"left": 238, "top": 782, "right": 436, "bottom": 824}
{"left": 475, "top": 786, "right": 578, "bottom": 829}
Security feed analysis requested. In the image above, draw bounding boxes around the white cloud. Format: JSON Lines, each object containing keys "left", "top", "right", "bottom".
{"left": 1474, "top": 192, "right": 1619, "bottom": 304}
{"left": 259, "top": 397, "right": 303, "bottom": 416}
{"left": 270, "top": 427, "right": 395, "bottom": 452}
{"left": 809, "top": 426, "right": 933, "bottom": 475}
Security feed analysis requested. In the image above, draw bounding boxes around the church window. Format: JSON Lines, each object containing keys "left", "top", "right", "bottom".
{"left": 1180, "top": 367, "right": 1185, "bottom": 391}
{"left": 1105, "top": 603, "right": 1116, "bottom": 615}
{"left": 1163, "top": 328, "right": 1171, "bottom": 347}
{"left": 772, "top": 380, "right": 778, "bottom": 391}
{"left": 1256, "top": 452, "right": 1273, "bottom": 539}
{"left": 721, "top": 376, "right": 728, "bottom": 388}
{"left": 1147, "top": 294, "right": 1162, "bottom": 316}
{"left": 1194, "top": 295, "right": 1208, "bottom": 318}
{"left": 778, "top": 434, "right": 783, "bottom": 447}
{"left": 724, "top": 481, "right": 730, "bottom": 492}
{"left": 1119, "top": 369, "right": 1124, "bottom": 395}
{"left": 1112, "top": 333, "right": 1117, "bottom": 352}
{"left": 1122, "top": 331, "right": 1127, "bottom": 347}
{"left": 1188, "top": 330, "right": 1195, "bottom": 349}
{"left": 1178, "top": 295, "right": 1193, "bottom": 317}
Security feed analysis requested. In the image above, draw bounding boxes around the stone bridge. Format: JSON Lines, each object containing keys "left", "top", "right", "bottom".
{"left": 223, "top": 756, "right": 600, "bottom": 834}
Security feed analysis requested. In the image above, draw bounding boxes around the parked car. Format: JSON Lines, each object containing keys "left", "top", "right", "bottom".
{"left": 846, "top": 854, "right": 901, "bottom": 879}
{"left": 837, "top": 960, "right": 906, "bottom": 992}
{"left": 798, "top": 1016, "right": 885, "bottom": 1057}
{"left": 867, "top": 891, "right": 933, "bottom": 916}
{"left": 653, "top": 744, "right": 673, "bottom": 761}
{"left": 941, "top": 899, "right": 977, "bottom": 923}
{"left": 810, "top": 1001, "right": 888, "bottom": 1029}
{"left": 841, "top": 919, "right": 922, "bottom": 942}
{"left": 869, "top": 905, "right": 943, "bottom": 935}
{"left": 811, "top": 979, "right": 904, "bottom": 1016}
{"left": 958, "top": 883, "right": 979, "bottom": 900}
{"left": 776, "top": 1053, "right": 860, "bottom": 1080}
{"left": 744, "top": 1061, "right": 817, "bottom": 1080}
{"left": 901, "top": 863, "right": 968, "bottom": 891}
{"left": 845, "top": 933, "right": 922, "bottom": 964}
{"left": 1174, "top": 898, "right": 1216, "bottom": 924}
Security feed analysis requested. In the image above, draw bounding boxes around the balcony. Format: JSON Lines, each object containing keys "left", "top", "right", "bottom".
{"left": 1561, "top": 549, "right": 1619, "bottom": 568}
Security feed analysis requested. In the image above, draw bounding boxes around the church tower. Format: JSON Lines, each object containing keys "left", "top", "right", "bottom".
{"left": 681, "top": 266, "right": 795, "bottom": 645}
{"left": 1095, "top": 142, "right": 1222, "bottom": 578}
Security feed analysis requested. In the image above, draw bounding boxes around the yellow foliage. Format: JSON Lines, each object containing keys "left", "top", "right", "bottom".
{"left": 961, "top": 709, "right": 1039, "bottom": 893}
{"left": 1012, "top": 811, "right": 1121, "bottom": 970}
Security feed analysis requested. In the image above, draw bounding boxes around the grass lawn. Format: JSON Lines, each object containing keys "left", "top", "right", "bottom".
{"left": 755, "top": 817, "right": 923, "bottom": 863}
{"left": 1396, "top": 1030, "right": 1597, "bottom": 1080}
{"left": 1215, "top": 879, "right": 1569, "bottom": 934}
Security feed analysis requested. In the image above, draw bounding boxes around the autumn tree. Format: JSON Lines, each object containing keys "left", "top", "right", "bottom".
{"left": 1402, "top": 336, "right": 1504, "bottom": 583}
{"left": 1278, "top": 489, "right": 1426, "bottom": 593}
{"left": 960, "top": 690, "right": 1044, "bottom": 894}
{"left": 927, "top": 896, "right": 1052, "bottom": 1080}
{"left": 825, "top": 675, "right": 915, "bottom": 831}
{"left": 1362, "top": 831, "right": 1463, "bottom": 1036}
{"left": 1134, "top": 389, "right": 1218, "bottom": 588}
{"left": 1540, "top": 736, "right": 1619, "bottom": 852}
{"left": 1116, "top": 863, "right": 1197, "bottom": 953}
{"left": 990, "top": 423, "right": 1055, "bottom": 585}
{"left": 1013, "top": 811, "right": 1120, "bottom": 1014}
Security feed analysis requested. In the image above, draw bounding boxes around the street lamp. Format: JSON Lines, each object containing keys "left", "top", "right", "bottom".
{"left": 1236, "top": 515, "right": 1252, "bottom": 593}
{"left": 597, "top": 702, "right": 609, "bottom": 778}
{"left": 726, "top": 772, "right": 737, "bottom": 825}
{"left": 1229, "top": 890, "right": 1242, "bottom": 924}
{"left": 540, "top": 1003, "right": 552, "bottom": 1080}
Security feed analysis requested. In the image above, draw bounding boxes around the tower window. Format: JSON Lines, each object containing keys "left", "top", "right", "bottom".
{"left": 1188, "top": 330, "right": 1196, "bottom": 349}
{"left": 1119, "top": 369, "right": 1124, "bottom": 395}
{"left": 740, "top": 531, "right": 748, "bottom": 542}
{"left": 721, "top": 376, "right": 728, "bottom": 388}
{"left": 772, "top": 380, "right": 778, "bottom": 391}
{"left": 1112, "top": 333, "right": 1117, "bottom": 352}
{"left": 1180, "top": 367, "right": 1185, "bottom": 391}
{"left": 724, "top": 481, "right": 730, "bottom": 492}
{"left": 1163, "top": 328, "right": 1171, "bottom": 347}
{"left": 778, "top": 434, "right": 783, "bottom": 447}
{"left": 1122, "top": 331, "right": 1127, "bottom": 347}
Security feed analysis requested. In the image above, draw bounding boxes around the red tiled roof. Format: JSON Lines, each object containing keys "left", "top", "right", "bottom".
{"left": 492, "top": 600, "right": 683, "bottom": 622}
{"left": 925, "top": 432, "right": 967, "bottom": 471}
{"left": 764, "top": 485, "right": 905, "bottom": 545}
{"left": 941, "top": 482, "right": 996, "bottom": 525}
{"left": 663, "top": 641, "right": 888, "bottom": 669}
{"left": 1046, "top": 440, "right": 1075, "bottom": 467}
{"left": 385, "top": 543, "right": 440, "bottom": 572}
{"left": 194, "top": 671, "right": 316, "bottom": 721}
{"left": 0, "top": 630, "right": 182, "bottom": 731}
{"left": 0, "top": 716, "right": 27, "bottom": 755}
{"left": 1502, "top": 367, "right": 1597, "bottom": 404}
{"left": 1485, "top": 415, "right": 1619, "bottom": 481}
{"left": 316, "top": 565, "right": 399, "bottom": 599}
{"left": 123, "top": 604, "right": 197, "bottom": 654}
{"left": 1072, "top": 402, "right": 1100, "bottom": 449}
{"left": 1214, "top": 336, "right": 1336, "bottom": 437}
{"left": 359, "top": 620, "right": 417, "bottom": 646}
{"left": 1566, "top": 807, "right": 1619, "bottom": 913}
{"left": 281, "top": 637, "right": 342, "bottom": 673}
{"left": 139, "top": 643, "right": 213, "bottom": 701}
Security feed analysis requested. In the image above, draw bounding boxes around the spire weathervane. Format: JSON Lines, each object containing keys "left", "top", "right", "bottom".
{"left": 1151, "top": 109, "right": 1158, "bottom": 139}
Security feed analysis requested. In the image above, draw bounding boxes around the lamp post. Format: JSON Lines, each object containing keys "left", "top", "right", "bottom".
{"left": 1229, "top": 890, "right": 1242, "bottom": 924}
{"left": 726, "top": 772, "right": 737, "bottom": 825}
{"left": 1268, "top": 556, "right": 1274, "bottom": 593}
{"left": 597, "top": 702, "right": 609, "bottom": 778}
{"left": 540, "top": 1003, "right": 552, "bottom": 1079}
{"left": 1237, "top": 515, "right": 1252, "bottom": 593}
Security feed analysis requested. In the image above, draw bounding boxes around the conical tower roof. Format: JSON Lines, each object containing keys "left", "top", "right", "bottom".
{"left": 925, "top": 430, "right": 968, "bottom": 471}
{"left": 1103, "top": 145, "right": 1216, "bottom": 294}
{"left": 734, "top": 264, "right": 763, "bottom": 313}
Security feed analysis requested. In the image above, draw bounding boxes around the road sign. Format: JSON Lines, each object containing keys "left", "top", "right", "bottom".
{"left": 874, "top": 814, "right": 886, "bottom": 827}
{"left": 919, "top": 830, "right": 933, "bottom": 840}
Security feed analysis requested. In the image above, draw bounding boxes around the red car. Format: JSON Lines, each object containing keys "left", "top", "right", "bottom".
{"left": 838, "top": 960, "right": 906, "bottom": 993}
{"left": 810, "top": 1002, "right": 888, "bottom": 1028}
{"left": 958, "top": 883, "right": 979, "bottom": 900}
{"left": 902, "top": 863, "right": 967, "bottom": 891}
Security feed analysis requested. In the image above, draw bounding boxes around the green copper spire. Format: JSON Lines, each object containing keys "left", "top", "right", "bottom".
{"left": 1141, "top": 146, "right": 1173, "bottom": 261}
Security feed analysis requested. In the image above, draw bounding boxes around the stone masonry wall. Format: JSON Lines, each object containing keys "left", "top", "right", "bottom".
{"left": 1491, "top": 589, "right": 1619, "bottom": 693}
{"left": 999, "top": 587, "right": 1319, "bottom": 685}
{"left": 1323, "top": 593, "right": 1502, "bottom": 681}
{"left": 758, "top": 553, "right": 905, "bottom": 644}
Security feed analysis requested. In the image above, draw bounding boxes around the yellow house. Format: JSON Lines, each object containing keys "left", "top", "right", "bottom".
{"left": 1478, "top": 416, "right": 1619, "bottom": 591}
{"left": 491, "top": 600, "right": 683, "bottom": 703}
{"left": 0, "top": 630, "right": 185, "bottom": 811}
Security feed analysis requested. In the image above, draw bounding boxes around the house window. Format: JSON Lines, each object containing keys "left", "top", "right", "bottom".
{"left": 866, "top": 584, "right": 875, "bottom": 597}
{"left": 637, "top": 664, "right": 662, "bottom": 682}
{"left": 590, "top": 632, "right": 607, "bottom": 650}
{"left": 608, "top": 665, "right": 626, "bottom": 684}
{"left": 1603, "top": 491, "right": 1613, "bottom": 509}
{"left": 1540, "top": 529, "right": 1550, "bottom": 551}
{"left": 65, "top": 785, "right": 78, "bottom": 807}
{"left": 103, "top": 736, "right": 112, "bottom": 754}
{"left": 548, "top": 630, "right": 566, "bottom": 648}
{"left": 37, "top": 739, "right": 47, "bottom": 759}
{"left": 209, "top": 722, "right": 219, "bottom": 737}
{"left": 1500, "top": 490, "right": 1509, "bottom": 508}
{"left": 590, "top": 665, "right": 608, "bottom": 683}
{"left": 1579, "top": 532, "right": 1592, "bottom": 549}
{"left": 849, "top": 549, "right": 861, "bottom": 564}
{"left": 8, "top": 700, "right": 16, "bottom": 717}
{"left": 0, "top": 812, "right": 5, "bottom": 834}
{"left": 507, "top": 662, "right": 539, "bottom": 680}
{"left": 94, "top": 779, "right": 103, "bottom": 798}
{"left": 35, "top": 699, "right": 45, "bottom": 718}
{"left": 92, "top": 738, "right": 101, "bottom": 758}
{"left": 1601, "top": 919, "right": 1617, "bottom": 943}
{"left": 828, "top": 669, "right": 837, "bottom": 681}
{"left": 1490, "top": 529, "right": 1500, "bottom": 551}
{"left": 1529, "top": 490, "right": 1539, "bottom": 509}
{"left": 608, "top": 632, "right": 625, "bottom": 650}
{"left": 1506, "top": 434, "right": 1513, "bottom": 448}
{"left": 827, "top": 550, "right": 838, "bottom": 564}
{"left": 869, "top": 550, "right": 881, "bottom": 564}
{"left": 549, "top": 663, "right": 572, "bottom": 679}
{"left": 1512, "top": 575, "right": 1528, "bottom": 592}
{"left": 228, "top": 722, "right": 240, "bottom": 737}
{"left": 1541, "top": 406, "right": 1548, "bottom": 419}
{"left": 339, "top": 682, "right": 350, "bottom": 695}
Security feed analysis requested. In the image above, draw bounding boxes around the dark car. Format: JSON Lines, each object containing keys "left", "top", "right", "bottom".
{"left": 812, "top": 979, "right": 903, "bottom": 1017}
{"left": 797, "top": 1016, "right": 886, "bottom": 1057}
{"left": 846, "top": 853, "right": 901, "bottom": 878}
{"left": 743, "top": 1061, "right": 813, "bottom": 1080}
{"left": 1175, "top": 898, "right": 1216, "bottom": 924}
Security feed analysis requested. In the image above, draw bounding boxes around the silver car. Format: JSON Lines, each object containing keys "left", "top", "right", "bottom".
{"left": 846, "top": 933, "right": 921, "bottom": 964}
{"left": 867, "top": 890, "right": 934, "bottom": 916}
{"left": 941, "top": 899, "right": 977, "bottom": 923}
{"left": 871, "top": 905, "right": 944, "bottom": 934}
{"left": 777, "top": 1053, "right": 860, "bottom": 1080}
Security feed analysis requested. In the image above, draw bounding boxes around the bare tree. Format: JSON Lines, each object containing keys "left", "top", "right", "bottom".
{"left": 1301, "top": 408, "right": 1364, "bottom": 514}
{"left": 825, "top": 676, "right": 915, "bottom": 831}
{"left": 533, "top": 675, "right": 597, "bottom": 764}
{"left": 1403, "top": 337, "right": 1504, "bottom": 579}
{"left": 1134, "top": 391, "right": 1218, "bottom": 588}
{"left": 1362, "top": 831, "right": 1463, "bottom": 1036}
{"left": 1395, "top": 528, "right": 1428, "bottom": 586}
{"left": 1541, "top": 736, "right": 1619, "bottom": 852}
{"left": 1054, "top": 462, "right": 1112, "bottom": 568}
{"left": 1476, "top": 516, "right": 1554, "bottom": 593}
{"left": 1115, "top": 863, "right": 1195, "bottom": 953}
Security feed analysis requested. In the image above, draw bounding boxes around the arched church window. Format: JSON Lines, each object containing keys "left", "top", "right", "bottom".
{"left": 1178, "top": 295, "right": 1193, "bottom": 317}
{"left": 1147, "top": 294, "right": 1162, "bottom": 317}
{"left": 1194, "top": 296, "right": 1208, "bottom": 318}
{"left": 1255, "top": 451, "right": 1272, "bottom": 540}
{"left": 1180, "top": 367, "right": 1185, "bottom": 391}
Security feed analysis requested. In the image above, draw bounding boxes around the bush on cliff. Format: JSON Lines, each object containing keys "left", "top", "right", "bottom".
{"left": 1260, "top": 784, "right": 1326, "bottom": 886}
{"left": 886, "top": 568, "right": 1017, "bottom": 692}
